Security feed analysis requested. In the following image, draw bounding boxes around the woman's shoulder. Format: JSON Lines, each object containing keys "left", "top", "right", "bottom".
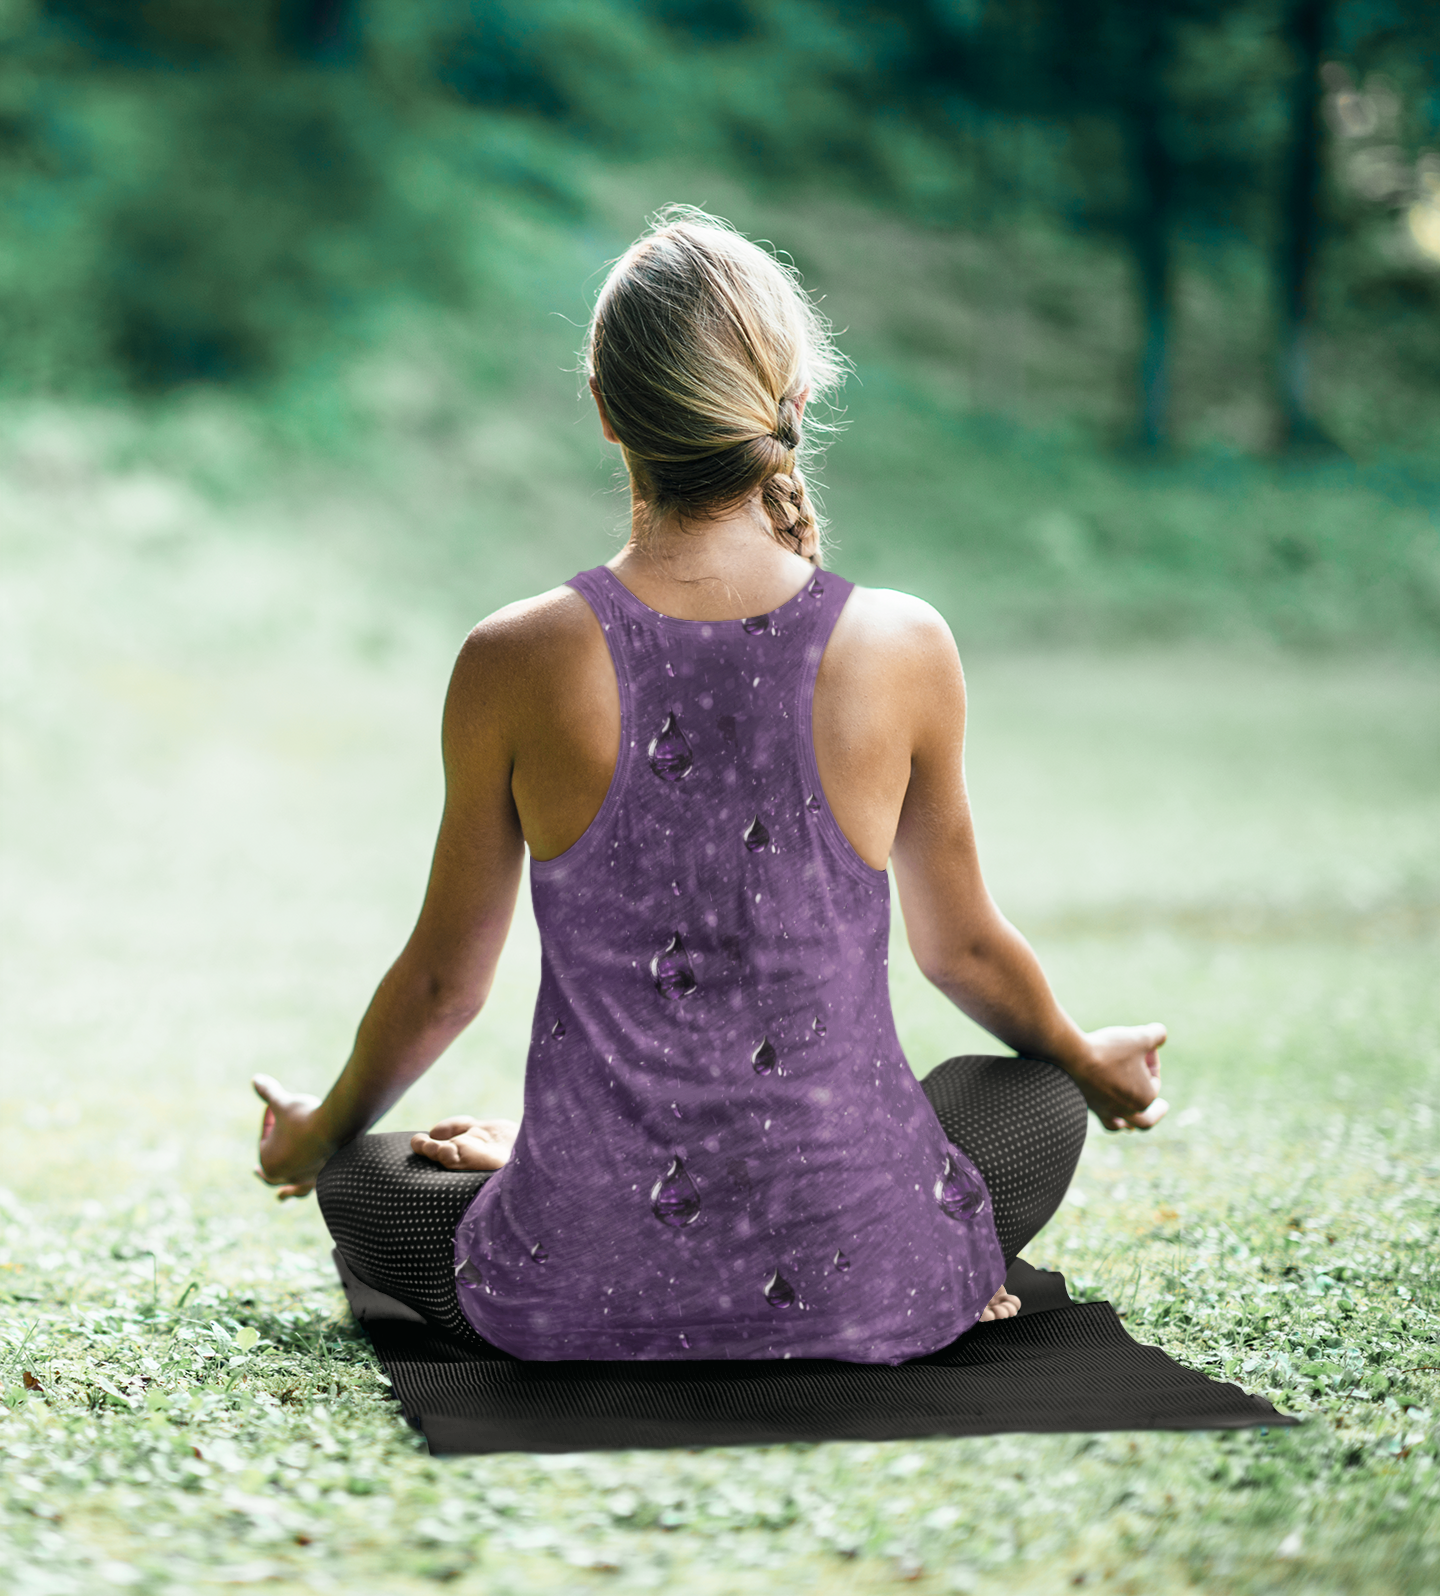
{"left": 830, "top": 583, "right": 961, "bottom": 677}
{"left": 443, "top": 584, "right": 604, "bottom": 731}
{"left": 842, "top": 582, "right": 953, "bottom": 640}
{"left": 817, "top": 583, "right": 965, "bottom": 746}
{"left": 454, "top": 582, "right": 597, "bottom": 671}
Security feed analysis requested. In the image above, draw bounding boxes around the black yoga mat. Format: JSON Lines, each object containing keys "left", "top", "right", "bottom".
{"left": 335, "top": 1251, "right": 1295, "bottom": 1454}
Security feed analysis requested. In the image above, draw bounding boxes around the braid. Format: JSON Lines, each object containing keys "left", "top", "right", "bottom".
{"left": 758, "top": 393, "right": 821, "bottom": 561}
{"left": 761, "top": 466, "right": 820, "bottom": 562}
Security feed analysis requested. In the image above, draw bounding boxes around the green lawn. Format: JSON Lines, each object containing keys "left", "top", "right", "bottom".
{"left": 2, "top": 423, "right": 1438, "bottom": 1594}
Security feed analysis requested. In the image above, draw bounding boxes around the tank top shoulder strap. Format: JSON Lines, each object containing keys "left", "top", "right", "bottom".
{"left": 565, "top": 567, "right": 644, "bottom": 702}
{"left": 567, "top": 566, "right": 623, "bottom": 620}
{"left": 791, "top": 566, "right": 855, "bottom": 685}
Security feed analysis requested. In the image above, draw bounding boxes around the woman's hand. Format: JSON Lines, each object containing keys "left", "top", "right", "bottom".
{"left": 411, "top": 1117, "right": 519, "bottom": 1171}
{"left": 1068, "top": 1024, "right": 1168, "bottom": 1131}
{"left": 253, "top": 1074, "right": 336, "bottom": 1200}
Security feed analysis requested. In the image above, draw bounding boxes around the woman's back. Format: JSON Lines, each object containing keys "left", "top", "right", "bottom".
{"left": 472, "top": 550, "right": 954, "bottom": 874}
{"left": 256, "top": 210, "right": 1166, "bottom": 1355}
{"left": 451, "top": 560, "right": 1004, "bottom": 1360}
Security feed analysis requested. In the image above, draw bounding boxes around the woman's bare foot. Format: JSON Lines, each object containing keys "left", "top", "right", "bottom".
{"left": 979, "top": 1285, "right": 1021, "bottom": 1321}
{"left": 410, "top": 1117, "right": 518, "bottom": 1171}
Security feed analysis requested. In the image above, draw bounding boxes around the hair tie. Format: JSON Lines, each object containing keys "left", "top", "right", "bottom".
{"left": 769, "top": 395, "right": 801, "bottom": 451}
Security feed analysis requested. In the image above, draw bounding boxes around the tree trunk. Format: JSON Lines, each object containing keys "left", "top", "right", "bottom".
{"left": 279, "top": 0, "right": 354, "bottom": 62}
{"left": 1120, "top": 3, "right": 1174, "bottom": 451}
{"left": 1277, "top": 0, "right": 1334, "bottom": 451}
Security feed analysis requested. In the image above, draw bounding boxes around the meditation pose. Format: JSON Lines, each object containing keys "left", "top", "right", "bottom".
{"left": 254, "top": 209, "right": 1167, "bottom": 1362}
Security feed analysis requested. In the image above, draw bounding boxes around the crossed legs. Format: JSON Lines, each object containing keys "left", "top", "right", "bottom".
{"left": 316, "top": 1054, "right": 1088, "bottom": 1347}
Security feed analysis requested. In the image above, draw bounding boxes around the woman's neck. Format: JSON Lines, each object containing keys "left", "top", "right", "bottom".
{"left": 608, "top": 493, "right": 817, "bottom": 622}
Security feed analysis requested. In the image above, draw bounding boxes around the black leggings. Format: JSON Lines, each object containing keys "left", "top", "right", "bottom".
{"left": 317, "top": 1055, "right": 1087, "bottom": 1348}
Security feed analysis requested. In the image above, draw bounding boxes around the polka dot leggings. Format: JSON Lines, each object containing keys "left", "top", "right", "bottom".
{"left": 316, "top": 1054, "right": 1088, "bottom": 1347}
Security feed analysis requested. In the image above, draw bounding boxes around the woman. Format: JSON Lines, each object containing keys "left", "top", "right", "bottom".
{"left": 255, "top": 209, "right": 1167, "bottom": 1363}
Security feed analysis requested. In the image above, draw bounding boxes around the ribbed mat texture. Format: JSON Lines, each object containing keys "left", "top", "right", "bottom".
{"left": 335, "top": 1251, "right": 1295, "bottom": 1454}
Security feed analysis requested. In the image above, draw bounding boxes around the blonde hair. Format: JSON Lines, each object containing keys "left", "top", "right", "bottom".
{"left": 586, "top": 207, "right": 844, "bottom": 561}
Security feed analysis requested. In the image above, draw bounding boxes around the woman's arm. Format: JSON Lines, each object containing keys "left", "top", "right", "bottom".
{"left": 254, "top": 624, "right": 527, "bottom": 1197}
{"left": 887, "top": 611, "right": 1167, "bottom": 1130}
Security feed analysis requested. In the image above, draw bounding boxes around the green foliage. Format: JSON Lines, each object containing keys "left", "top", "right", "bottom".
{"left": 5, "top": 0, "right": 1440, "bottom": 477}
{"left": 0, "top": 3, "right": 599, "bottom": 394}
{"left": 0, "top": 0, "right": 909, "bottom": 395}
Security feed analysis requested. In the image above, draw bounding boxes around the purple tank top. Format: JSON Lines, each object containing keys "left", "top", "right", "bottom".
{"left": 453, "top": 566, "right": 1005, "bottom": 1361}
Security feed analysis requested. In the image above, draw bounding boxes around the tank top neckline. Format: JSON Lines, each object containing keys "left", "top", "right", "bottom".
{"left": 592, "top": 562, "right": 823, "bottom": 630}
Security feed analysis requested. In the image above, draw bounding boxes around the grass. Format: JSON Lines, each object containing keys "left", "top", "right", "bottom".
{"left": 1, "top": 418, "right": 1438, "bottom": 1594}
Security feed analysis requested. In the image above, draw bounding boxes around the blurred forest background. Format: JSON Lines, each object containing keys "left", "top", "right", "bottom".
{"left": 3, "top": 0, "right": 1440, "bottom": 644}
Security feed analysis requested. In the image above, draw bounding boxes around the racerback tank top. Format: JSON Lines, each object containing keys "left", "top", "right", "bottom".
{"left": 453, "top": 565, "right": 1005, "bottom": 1361}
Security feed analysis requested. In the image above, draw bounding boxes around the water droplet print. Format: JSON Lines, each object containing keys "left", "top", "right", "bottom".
{"left": 763, "top": 1267, "right": 797, "bottom": 1308}
{"left": 741, "top": 613, "right": 770, "bottom": 635}
{"left": 807, "top": 575, "right": 824, "bottom": 597}
{"left": 651, "top": 1157, "right": 702, "bottom": 1228}
{"left": 530, "top": 1242, "right": 549, "bottom": 1264}
{"left": 935, "top": 1154, "right": 987, "bottom": 1220}
{"left": 833, "top": 1251, "right": 851, "bottom": 1272}
{"left": 455, "top": 1258, "right": 485, "bottom": 1291}
{"left": 679, "top": 1333, "right": 690, "bottom": 1349}
{"left": 743, "top": 816, "right": 770, "bottom": 852}
{"left": 751, "top": 1036, "right": 777, "bottom": 1075}
{"left": 805, "top": 792, "right": 821, "bottom": 814}
{"left": 648, "top": 712, "right": 693, "bottom": 781}
{"left": 651, "top": 933, "right": 698, "bottom": 999}
{"left": 550, "top": 1018, "right": 566, "bottom": 1040}
{"left": 812, "top": 1015, "right": 826, "bottom": 1039}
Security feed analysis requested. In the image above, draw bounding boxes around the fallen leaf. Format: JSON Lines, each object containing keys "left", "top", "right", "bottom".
{"left": 22, "top": 1370, "right": 43, "bottom": 1391}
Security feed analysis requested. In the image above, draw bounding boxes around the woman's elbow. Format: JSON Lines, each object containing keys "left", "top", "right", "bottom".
{"left": 914, "top": 951, "right": 961, "bottom": 993}
{"left": 419, "top": 971, "right": 485, "bottom": 1030}
{"left": 913, "top": 935, "right": 997, "bottom": 995}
